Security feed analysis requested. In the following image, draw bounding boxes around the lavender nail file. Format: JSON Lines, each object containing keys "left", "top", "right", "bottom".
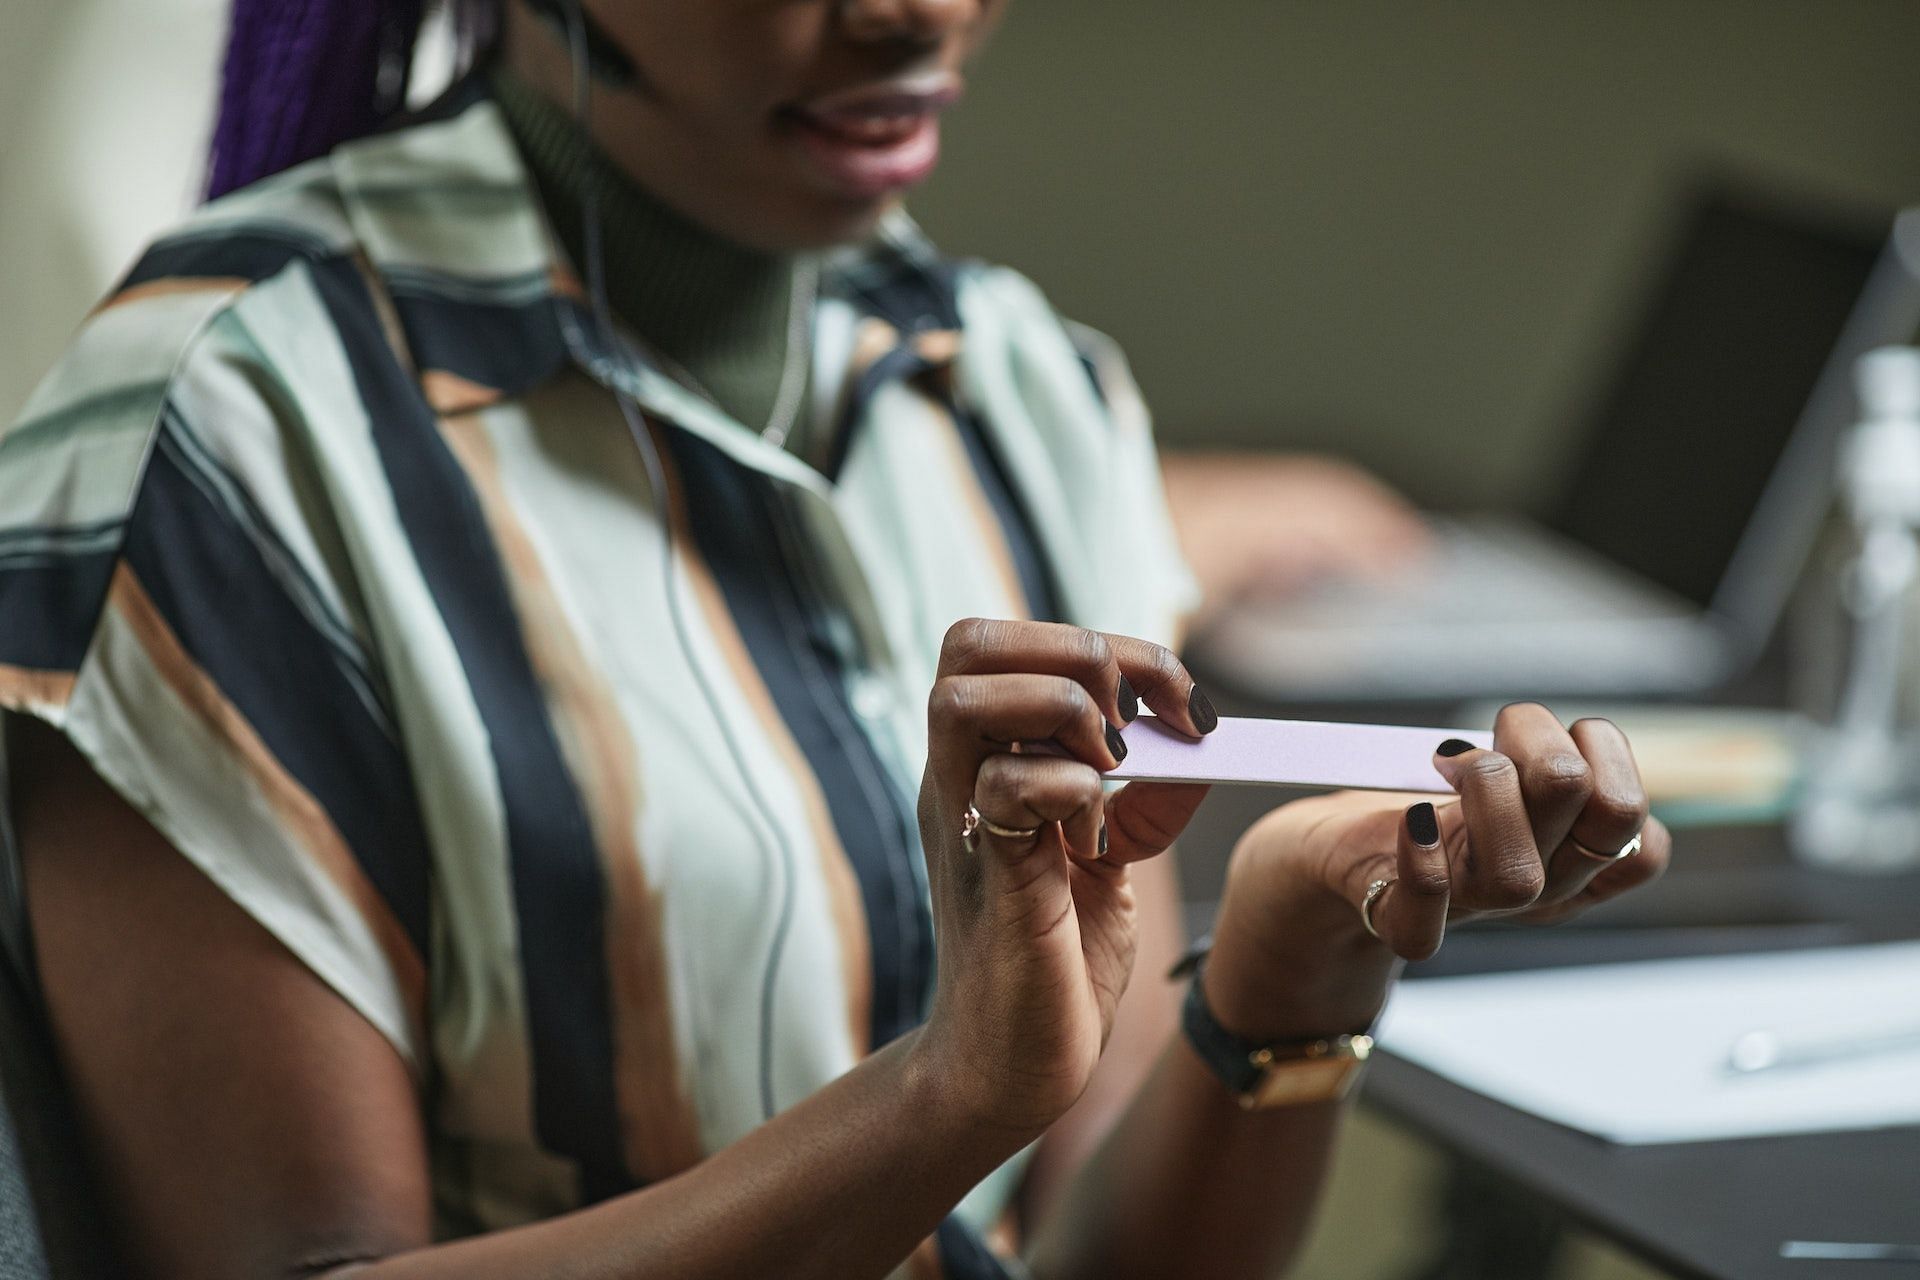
{"left": 1106, "top": 715, "right": 1493, "bottom": 793}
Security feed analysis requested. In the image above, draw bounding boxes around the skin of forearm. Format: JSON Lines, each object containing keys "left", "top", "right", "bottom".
{"left": 322, "top": 1031, "right": 1033, "bottom": 1280}
{"left": 1022, "top": 1036, "right": 1347, "bottom": 1280}
{"left": 1025, "top": 891, "right": 1392, "bottom": 1280}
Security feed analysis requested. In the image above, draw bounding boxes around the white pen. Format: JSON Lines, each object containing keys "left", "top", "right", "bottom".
{"left": 1726, "top": 1023, "right": 1920, "bottom": 1075}
{"left": 1781, "top": 1241, "right": 1920, "bottom": 1262}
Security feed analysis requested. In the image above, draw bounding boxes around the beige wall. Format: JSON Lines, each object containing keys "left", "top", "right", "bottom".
{"left": 0, "top": 0, "right": 226, "bottom": 425}
{"left": 912, "top": 0, "right": 1920, "bottom": 506}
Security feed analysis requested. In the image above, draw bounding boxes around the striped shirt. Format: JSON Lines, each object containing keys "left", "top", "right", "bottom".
{"left": 0, "top": 80, "right": 1194, "bottom": 1275}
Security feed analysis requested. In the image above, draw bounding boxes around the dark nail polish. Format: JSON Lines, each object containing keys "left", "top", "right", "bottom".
{"left": 1436, "top": 738, "right": 1475, "bottom": 758}
{"left": 1117, "top": 673, "right": 1139, "bottom": 723}
{"left": 1408, "top": 801, "right": 1440, "bottom": 846}
{"left": 1098, "top": 825, "right": 1109, "bottom": 857}
{"left": 1106, "top": 722, "right": 1129, "bottom": 762}
{"left": 1188, "top": 683, "right": 1219, "bottom": 735}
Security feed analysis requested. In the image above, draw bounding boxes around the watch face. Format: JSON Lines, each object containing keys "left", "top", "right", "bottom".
{"left": 1243, "top": 1057, "right": 1368, "bottom": 1110}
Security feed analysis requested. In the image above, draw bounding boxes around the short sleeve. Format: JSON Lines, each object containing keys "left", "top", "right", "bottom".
{"left": 0, "top": 294, "right": 431, "bottom": 1072}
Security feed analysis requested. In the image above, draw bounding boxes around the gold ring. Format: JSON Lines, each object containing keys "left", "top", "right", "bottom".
{"left": 1360, "top": 877, "right": 1395, "bottom": 939}
{"left": 1569, "top": 831, "right": 1643, "bottom": 864}
{"left": 961, "top": 803, "right": 1041, "bottom": 852}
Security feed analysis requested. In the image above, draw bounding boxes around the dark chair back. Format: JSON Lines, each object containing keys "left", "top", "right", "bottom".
{"left": 0, "top": 1063, "right": 51, "bottom": 1280}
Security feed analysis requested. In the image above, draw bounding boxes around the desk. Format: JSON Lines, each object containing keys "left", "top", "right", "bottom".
{"left": 1378, "top": 830, "right": 1920, "bottom": 1280}
{"left": 1181, "top": 771, "right": 1920, "bottom": 1279}
{"left": 1366, "top": 1058, "right": 1920, "bottom": 1280}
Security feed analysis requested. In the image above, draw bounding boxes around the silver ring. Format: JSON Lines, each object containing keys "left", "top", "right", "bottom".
{"left": 1569, "top": 831, "right": 1643, "bottom": 864}
{"left": 1360, "top": 877, "right": 1395, "bottom": 939}
{"left": 961, "top": 803, "right": 1041, "bottom": 852}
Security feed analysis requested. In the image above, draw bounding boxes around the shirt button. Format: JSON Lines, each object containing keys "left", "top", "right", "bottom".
{"left": 851, "top": 678, "right": 895, "bottom": 723}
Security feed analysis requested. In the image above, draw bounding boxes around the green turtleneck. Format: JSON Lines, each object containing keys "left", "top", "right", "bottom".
{"left": 491, "top": 70, "right": 805, "bottom": 436}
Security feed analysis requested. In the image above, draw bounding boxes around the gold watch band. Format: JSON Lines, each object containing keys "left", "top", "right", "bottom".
{"left": 1238, "top": 1035, "right": 1375, "bottom": 1109}
{"left": 1177, "top": 947, "right": 1375, "bottom": 1110}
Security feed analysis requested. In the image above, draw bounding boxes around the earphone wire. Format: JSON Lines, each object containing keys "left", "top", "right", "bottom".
{"left": 760, "top": 260, "right": 818, "bottom": 449}
{"left": 556, "top": 0, "right": 798, "bottom": 1123}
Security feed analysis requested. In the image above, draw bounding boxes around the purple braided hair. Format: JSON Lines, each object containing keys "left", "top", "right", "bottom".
{"left": 206, "top": 0, "right": 501, "bottom": 200}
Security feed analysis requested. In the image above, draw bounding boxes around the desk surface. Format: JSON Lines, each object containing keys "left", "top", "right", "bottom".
{"left": 1364, "top": 1055, "right": 1920, "bottom": 1280}
{"left": 1370, "top": 830, "right": 1920, "bottom": 1280}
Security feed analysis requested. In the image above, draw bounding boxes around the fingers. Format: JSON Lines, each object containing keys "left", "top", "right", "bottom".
{"left": 1439, "top": 709, "right": 1654, "bottom": 914}
{"left": 1560, "top": 717, "right": 1651, "bottom": 868}
{"left": 1581, "top": 815, "right": 1671, "bottom": 903}
{"left": 1492, "top": 702, "right": 1592, "bottom": 879}
{"left": 926, "top": 619, "right": 1216, "bottom": 862}
{"left": 1372, "top": 801, "right": 1450, "bottom": 961}
{"left": 935, "top": 619, "right": 1218, "bottom": 740}
{"left": 1527, "top": 816, "right": 1673, "bottom": 924}
{"left": 973, "top": 754, "right": 1105, "bottom": 862}
{"left": 1432, "top": 712, "right": 1659, "bottom": 926}
{"left": 939, "top": 618, "right": 1134, "bottom": 727}
{"left": 1432, "top": 742, "right": 1544, "bottom": 912}
{"left": 1100, "top": 633, "right": 1218, "bottom": 737}
{"left": 1100, "top": 780, "right": 1211, "bottom": 865}
{"left": 926, "top": 671, "right": 1120, "bottom": 805}
{"left": 1507, "top": 714, "right": 1652, "bottom": 908}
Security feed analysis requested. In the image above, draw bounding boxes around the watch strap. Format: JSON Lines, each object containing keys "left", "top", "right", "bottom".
{"left": 1179, "top": 957, "right": 1375, "bottom": 1107}
{"left": 1180, "top": 963, "right": 1269, "bottom": 1094}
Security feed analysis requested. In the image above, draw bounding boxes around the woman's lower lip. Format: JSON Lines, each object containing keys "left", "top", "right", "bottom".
{"left": 787, "top": 113, "right": 942, "bottom": 201}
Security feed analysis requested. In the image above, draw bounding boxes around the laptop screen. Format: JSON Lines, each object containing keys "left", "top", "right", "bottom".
{"left": 1545, "top": 191, "right": 1885, "bottom": 609}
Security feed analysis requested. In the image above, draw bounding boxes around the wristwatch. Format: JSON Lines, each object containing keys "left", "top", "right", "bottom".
{"left": 1176, "top": 951, "right": 1373, "bottom": 1109}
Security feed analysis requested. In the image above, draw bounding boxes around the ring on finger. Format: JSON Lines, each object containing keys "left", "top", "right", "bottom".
{"left": 961, "top": 802, "right": 1042, "bottom": 852}
{"left": 1568, "top": 830, "right": 1643, "bottom": 864}
{"left": 1360, "top": 877, "right": 1395, "bottom": 939}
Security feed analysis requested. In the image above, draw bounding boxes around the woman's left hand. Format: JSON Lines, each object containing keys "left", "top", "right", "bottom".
{"left": 1202, "top": 702, "right": 1673, "bottom": 1042}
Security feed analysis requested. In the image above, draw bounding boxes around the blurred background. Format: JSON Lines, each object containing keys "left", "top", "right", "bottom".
{"left": 6, "top": 3, "right": 1920, "bottom": 1278}
{"left": 9, "top": 0, "right": 1920, "bottom": 487}
{"left": 917, "top": 0, "right": 1920, "bottom": 507}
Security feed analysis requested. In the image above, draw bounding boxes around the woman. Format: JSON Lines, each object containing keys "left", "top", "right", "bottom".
{"left": 0, "top": 2, "right": 1670, "bottom": 1276}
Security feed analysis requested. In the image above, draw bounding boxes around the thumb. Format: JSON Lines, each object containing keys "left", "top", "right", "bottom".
{"left": 1100, "top": 781, "right": 1210, "bottom": 865}
{"left": 1370, "top": 801, "right": 1451, "bottom": 961}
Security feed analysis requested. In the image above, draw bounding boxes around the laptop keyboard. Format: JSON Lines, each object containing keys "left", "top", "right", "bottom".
{"left": 1275, "top": 517, "right": 1680, "bottom": 628}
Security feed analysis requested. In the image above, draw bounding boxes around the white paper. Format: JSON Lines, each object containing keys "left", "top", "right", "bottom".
{"left": 1374, "top": 942, "right": 1920, "bottom": 1144}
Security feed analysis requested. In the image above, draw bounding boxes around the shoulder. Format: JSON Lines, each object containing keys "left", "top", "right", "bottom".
{"left": 2, "top": 151, "right": 360, "bottom": 515}
{"left": 0, "top": 103, "right": 472, "bottom": 690}
{"left": 0, "top": 84, "right": 558, "bottom": 556}
{"left": 0, "top": 157, "right": 366, "bottom": 681}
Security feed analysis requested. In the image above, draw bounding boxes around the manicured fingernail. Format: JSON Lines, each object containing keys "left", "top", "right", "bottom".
{"left": 1098, "top": 825, "right": 1109, "bottom": 858}
{"left": 1188, "top": 683, "right": 1219, "bottom": 735}
{"left": 1106, "top": 722, "right": 1129, "bottom": 762}
{"left": 1117, "top": 673, "right": 1139, "bottom": 723}
{"left": 1408, "top": 801, "right": 1440, "bottom": 846}
{"left": 1436, "top": 738, "right": 1475, "bottom": 757}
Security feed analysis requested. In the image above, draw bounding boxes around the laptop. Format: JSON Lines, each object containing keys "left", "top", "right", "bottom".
{"left": 1191, "top": 189, "right": 1920, "bottom": 703}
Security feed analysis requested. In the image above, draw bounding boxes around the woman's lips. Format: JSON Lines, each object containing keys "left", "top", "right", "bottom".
{"left": 784, "top": 79, "right": 962, "bottom": 201}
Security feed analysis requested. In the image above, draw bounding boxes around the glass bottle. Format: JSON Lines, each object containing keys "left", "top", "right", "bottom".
{"left": 1791, "top": 347, "right": 1920, "bottom": 871}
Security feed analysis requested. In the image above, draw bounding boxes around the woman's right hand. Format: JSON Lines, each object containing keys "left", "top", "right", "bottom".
{"left": 912, "top": 619, "right": 1215, "bottom": 1136}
